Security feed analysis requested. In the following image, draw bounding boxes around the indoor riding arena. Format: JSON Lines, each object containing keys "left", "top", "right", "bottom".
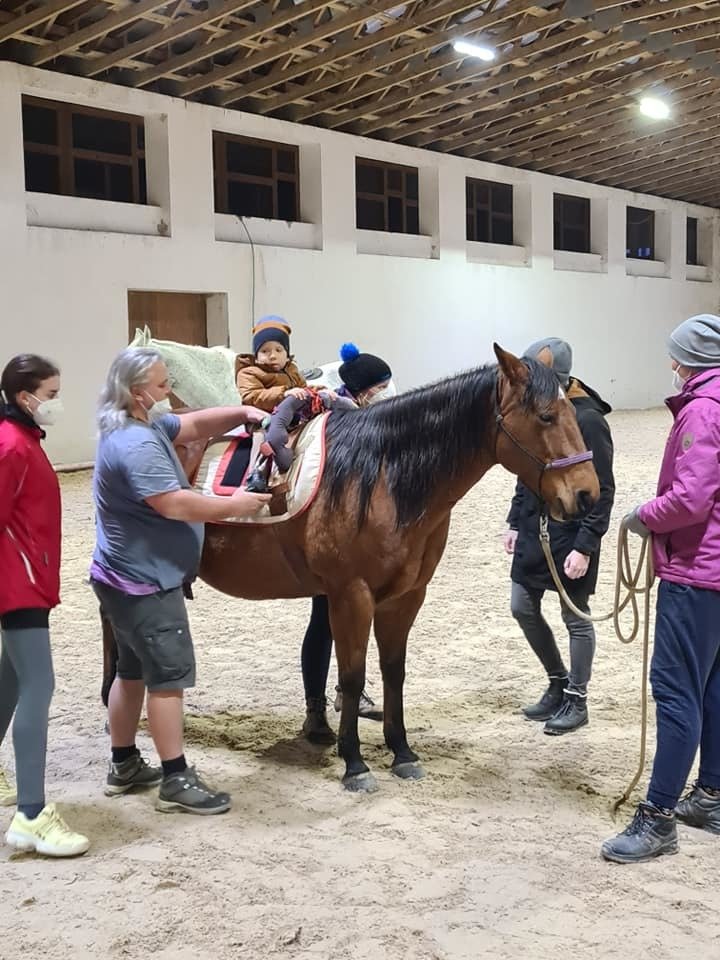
{"left": 1, "top": 1, "right": 720, "bottom": 958}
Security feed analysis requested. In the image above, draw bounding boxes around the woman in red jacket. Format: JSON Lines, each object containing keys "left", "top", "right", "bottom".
{"left": 0, "top": 354, "right": 88, "bottom": 857}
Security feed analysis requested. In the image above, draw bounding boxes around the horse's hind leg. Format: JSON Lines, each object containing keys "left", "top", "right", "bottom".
{"left": 328, "top": 582, "right": 376, "bottom": 793}
{"left": 374, "top": 587, "right": 427, "bottom": 781}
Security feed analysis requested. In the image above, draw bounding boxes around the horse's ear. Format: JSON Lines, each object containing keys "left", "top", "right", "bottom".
{"left": 493, "top": 344, "right": 528, "bottom": 385}
{"left": 535, "top": 346, "right": 554, "bottom": 369}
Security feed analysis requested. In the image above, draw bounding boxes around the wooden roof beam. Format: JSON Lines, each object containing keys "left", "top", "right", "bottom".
{"left": 0, "top": 0, "right": 88, "bottom": 44}
{"left": 84, "top": 0, "right": 264, "bottom": 77}
{"left": 221, "top": 0, "right": 536, "bottom": 109}
{"left": 177, "top": 0, "right": 391, "bottom": 97}
{"left": 333, "top": 0, "right": 714, "bottom": 135}
{"left": 32, "top": 0, "right": 173, "bottom": 65}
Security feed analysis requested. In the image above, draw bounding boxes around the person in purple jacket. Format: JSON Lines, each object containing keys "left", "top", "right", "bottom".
{"left": 602, "top": 314, "right": 720, "bottom": 863}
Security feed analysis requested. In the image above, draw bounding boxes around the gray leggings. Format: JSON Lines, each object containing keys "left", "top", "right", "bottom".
{"left": 0, "top": 627, "right": 55, "bottom": 809}
{"left": 510, "top": 581, "right": 595, "bottom": 695}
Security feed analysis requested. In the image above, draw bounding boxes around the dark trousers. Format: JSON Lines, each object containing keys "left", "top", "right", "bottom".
{"left": 301, "top": 596, "right": 333, "bottom": 701}
{"left": 647, "top": 579, "right": 720, "bottom": 809}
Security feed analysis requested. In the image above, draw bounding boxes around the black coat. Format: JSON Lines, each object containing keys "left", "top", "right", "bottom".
{"left": 507, "top": 378, "right": 615, "bottom": 598}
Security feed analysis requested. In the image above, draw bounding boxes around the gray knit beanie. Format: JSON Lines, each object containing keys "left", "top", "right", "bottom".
{"left": 524, "top": 337, "right": 572, "bottom": 387}
{"left": 668, "top": 314, "right": 720, "bottom": 369}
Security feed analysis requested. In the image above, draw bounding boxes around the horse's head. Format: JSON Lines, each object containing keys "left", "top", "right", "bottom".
{"left": 493, "top": 344, "right": 599, "bottom": 521}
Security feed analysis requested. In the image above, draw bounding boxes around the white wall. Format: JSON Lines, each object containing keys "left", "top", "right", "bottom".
{"left": 0, "top": 61, "right": 718, "bottom": 465}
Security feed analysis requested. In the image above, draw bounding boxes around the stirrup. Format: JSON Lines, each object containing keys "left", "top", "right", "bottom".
{"left": 245, "top": 455, "right": 271, "bottom": 493}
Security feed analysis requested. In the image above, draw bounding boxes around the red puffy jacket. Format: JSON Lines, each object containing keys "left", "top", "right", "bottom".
{"left": 0, "top": 414, "right": 61, "bottom": 616}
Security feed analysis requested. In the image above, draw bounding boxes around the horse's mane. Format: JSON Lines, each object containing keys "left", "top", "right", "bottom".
{"left": 323, "top": 359, "right": 559, "bottom": 527}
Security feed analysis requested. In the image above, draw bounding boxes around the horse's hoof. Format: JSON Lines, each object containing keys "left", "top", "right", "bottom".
{"left": 392, "top": 761, "right": 426, "bottom": 781}
{"left": 342, "top": 771, "right": 379, "bottom": 793}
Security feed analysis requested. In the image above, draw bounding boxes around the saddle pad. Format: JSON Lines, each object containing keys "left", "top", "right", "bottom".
{"left": 193, "top": 413, "right": 329, "bottom": 525}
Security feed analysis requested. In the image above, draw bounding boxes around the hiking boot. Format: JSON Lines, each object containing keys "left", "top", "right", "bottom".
{"left": 302, "top": 697, "right": 336, "bottom": 745}
{"left": 334, "top": 686, "right": 383, "bottom": 722}
{"left": 675, "top": 783, "right": 720, "bottom": 835}
{"left": 155, "top": 767, "right": 231, "bottom": 816}
{"left": 601, "top": 802, "right": 678, "bottom": 863}
{"left": 6, "top": 804, "right": 89, "bottom": 858}
{"left": 544, "top": 691, "right": 588, "bottom": 736}
{"left": 0, "top": 768, "right": 16, "bottom": 807}
{"left": 104, "top": 753, "right": 163, "bottom": 797}
{"left": 522, "top": 675, "right": 568, "bottom": 721}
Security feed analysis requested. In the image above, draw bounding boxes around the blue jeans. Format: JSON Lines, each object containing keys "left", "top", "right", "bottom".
{"left": 647, "top": 580, "right": 720, "bottom": 809}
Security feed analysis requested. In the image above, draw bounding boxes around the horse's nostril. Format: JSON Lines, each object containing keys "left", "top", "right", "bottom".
{"left": 576, "top": 490, "right": 594, "bottom": 514}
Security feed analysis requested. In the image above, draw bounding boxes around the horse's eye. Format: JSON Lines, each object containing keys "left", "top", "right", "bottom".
{"left": 538, "top": 413, "right": 554, "bottom": 424}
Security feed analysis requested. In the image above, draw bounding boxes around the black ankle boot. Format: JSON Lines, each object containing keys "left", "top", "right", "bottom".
{"left": 601, "top": 802, "right": 678, "bottom": 863}
{"left": 302, "top": 697, "right": 336, "bottom": 745}
{"left": 675, "top": 782, "right": 720, "bottom": 834}
{"left": 522, "top": 676, "right": 568, "bottom": 721}
{"left": 544, "top": 690, "right": 588, "bottom": 736}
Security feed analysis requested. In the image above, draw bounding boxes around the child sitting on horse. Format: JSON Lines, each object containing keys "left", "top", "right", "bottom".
{"left": 236, "top": 316, "right": 307, "bottom": 412}
{"left": 245, "top": 343, "right": 393, "bottom": 491}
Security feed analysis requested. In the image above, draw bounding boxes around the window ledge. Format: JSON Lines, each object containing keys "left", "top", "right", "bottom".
{"left": 466, "top": 241, "right": 528, "bottom": 267}
{"left": 356, "top": 229, "right": 438, "bottom": 260}
{"left": 214, "top": 214, "right": 321, "bottom": 251}
{"left": 626, "top": 258, "right": 668, "bottom": 278}
{"left": 686, "top": 264, "right": 712, "bottom": 283}
{"left": 26, "top": 192, "right": 166, "bottom": 236}
{"left": 553, "top": 250, "right": 605, "bottom": 274}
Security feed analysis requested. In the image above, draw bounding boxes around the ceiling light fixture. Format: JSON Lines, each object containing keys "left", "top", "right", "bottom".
{"left": 452, "top": 38, "right": 496, "bottom": 61}
{"left": 639, "top": 96, "right": 670, "bottom": 119}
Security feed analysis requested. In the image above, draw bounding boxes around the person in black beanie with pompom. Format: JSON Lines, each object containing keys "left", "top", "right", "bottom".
{"left": 301, "top": 342, "right": 396, "bottom": 743}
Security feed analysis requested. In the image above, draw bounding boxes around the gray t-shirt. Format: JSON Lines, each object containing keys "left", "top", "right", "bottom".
{"left": 92, "top": 414, "right": 204, "bottom": 590}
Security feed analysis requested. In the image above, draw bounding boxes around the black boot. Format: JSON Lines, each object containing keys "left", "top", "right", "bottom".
{"left": 601, "top": 802, "right": 678, "bottom": 863}
{"left": 302, "top": 697, "right": 336, "bottom": 745}
{"left": 544, "top": 690, "right": 588, "bottom": 736}
{"left": 675, "top": 782, "right": 720, "bottom": 835}
{"left": 522, "top": 675, "right": 568, "bottom": 721}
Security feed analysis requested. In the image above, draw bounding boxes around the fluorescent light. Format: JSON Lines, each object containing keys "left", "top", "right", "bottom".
{"left": 452, "top": 38, "right": 496, "bottom": 61}
{"left": 639, "top": 96, "right": 670, "bottom": 119}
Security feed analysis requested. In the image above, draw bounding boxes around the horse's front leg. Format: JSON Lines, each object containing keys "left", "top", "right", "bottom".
{"left": 328, "top": 581, "right": 376, "bottom": 792}
{"left": 374, "top": 586, "right": 427, "bottom": 781}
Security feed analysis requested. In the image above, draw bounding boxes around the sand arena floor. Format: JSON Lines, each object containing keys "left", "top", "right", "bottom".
{"left": 1, "top": 407, "right": 719, "bottom": 960}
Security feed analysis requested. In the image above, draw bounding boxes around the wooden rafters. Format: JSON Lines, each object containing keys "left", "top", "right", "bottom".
{"left": 1, "top": 0, "right": 719, "bottom": 206}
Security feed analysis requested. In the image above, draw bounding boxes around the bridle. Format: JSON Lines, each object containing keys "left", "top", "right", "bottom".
{"left": 493, "top": 373, "right": 593, "bottom": 497}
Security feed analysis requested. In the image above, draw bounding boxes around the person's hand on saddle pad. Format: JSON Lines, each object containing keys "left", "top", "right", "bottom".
{"left": 563, "top": 550, "right": 590, "bottom": 580}
{"left": 624, "top": 507, "right": 651, "bottom": 539}
{"left": 229, "top": 487, "right": 272, "bottom": 516}
{"left": 503, "top": 528, "right": 518, "bottom": 555}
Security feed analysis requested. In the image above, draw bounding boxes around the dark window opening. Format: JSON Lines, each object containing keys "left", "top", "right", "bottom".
{"left": 355, "top": 158, "right": 420, "bottom": 235}
{"left": 213, "top": 132, "right": 300, "bottom": 223}
{"left": 466, "top": 178, "right": 514, "bottom": 245}
{"left": 554, "top": 194, "right": 591, "bottom": 254}
{"left": 21, "top": 96, "right": 146, "bottom": 205}
{"left": 626, "top": 207, "right": 655, "bottom": 260}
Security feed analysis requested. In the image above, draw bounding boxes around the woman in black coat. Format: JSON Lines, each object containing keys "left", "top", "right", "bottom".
{"left": 504, "top": 338, "right": 615, "bottom": 735}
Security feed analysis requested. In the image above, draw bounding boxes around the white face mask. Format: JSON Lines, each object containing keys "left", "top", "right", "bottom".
{"left": 366, "top": 387, "right": 390, "bottom": 406}
{"left": 29, "top": 395, "right": 63, "bottom": 426}
{"left": 142, "top": 392, "right": 172, "bottom": 420}
{"left": 672, "top": 369, "right": 688, "bottom": 393}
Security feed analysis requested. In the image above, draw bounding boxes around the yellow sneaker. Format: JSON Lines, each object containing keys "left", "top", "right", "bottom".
{"left": 0, "top": 768, "right": 16, "bottom": 807}
{"left": 6, "top": 804, "right": 89, "bottom": 857}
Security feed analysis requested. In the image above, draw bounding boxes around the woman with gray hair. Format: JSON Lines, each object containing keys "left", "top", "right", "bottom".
{"left": 91, "top": 347, "right": 269, "bottom": 816}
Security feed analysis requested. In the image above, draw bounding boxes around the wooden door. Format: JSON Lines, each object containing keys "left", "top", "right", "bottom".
{"left": 128, "top": 291, "right": 208, "bottom": 346}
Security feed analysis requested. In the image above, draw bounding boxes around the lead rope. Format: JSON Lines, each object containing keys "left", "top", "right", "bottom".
{"left": 538, "top": 514, "right": 655, "bottom": 814}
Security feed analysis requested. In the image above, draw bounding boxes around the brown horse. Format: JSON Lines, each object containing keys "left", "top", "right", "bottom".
{"left": 100, "top": 346, "right": 598, "bottom": 792}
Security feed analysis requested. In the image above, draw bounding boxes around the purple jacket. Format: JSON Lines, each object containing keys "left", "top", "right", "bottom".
{"left": 639, "top": 369, "right": 720, "bottom": 591}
